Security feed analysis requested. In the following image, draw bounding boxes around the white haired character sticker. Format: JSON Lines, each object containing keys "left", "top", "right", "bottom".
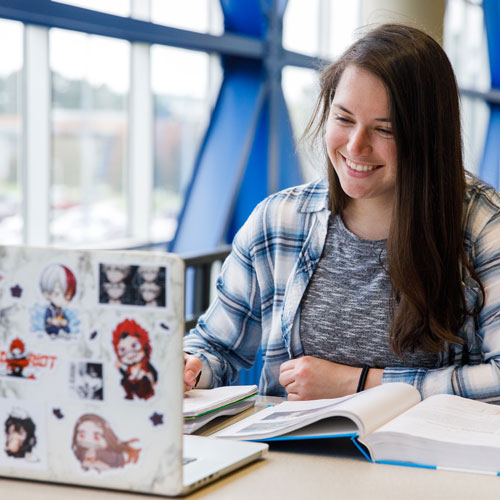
{"left": 31, "top": 263, "right": 80, "bottom": 339}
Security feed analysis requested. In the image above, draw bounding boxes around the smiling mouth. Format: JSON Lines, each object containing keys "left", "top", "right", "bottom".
{"left": 343, "top": 155, "right": 382, "bottom": 172}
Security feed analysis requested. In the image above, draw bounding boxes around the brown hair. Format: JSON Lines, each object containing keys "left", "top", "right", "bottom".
{"left": 305, "top": 24, "right": 484, "bottom": 355}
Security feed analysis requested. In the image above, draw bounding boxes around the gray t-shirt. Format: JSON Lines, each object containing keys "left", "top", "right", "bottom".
{"left": 299, "top": 214, "right": 438, "bottom": 369}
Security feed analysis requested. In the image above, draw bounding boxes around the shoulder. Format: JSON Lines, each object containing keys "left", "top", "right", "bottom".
{"left": 463, "top": 172, "right": 500, "bottom": 241}
{"left": 233, "top": 178, "right": 329, "bottom": 254}
{"left": 254, "top": 178, "right": 329, "bottom": 220}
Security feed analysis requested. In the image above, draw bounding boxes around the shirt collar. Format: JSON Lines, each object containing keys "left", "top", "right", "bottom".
{"left": 296, "top": 178, "right": 330, "bottom": 213}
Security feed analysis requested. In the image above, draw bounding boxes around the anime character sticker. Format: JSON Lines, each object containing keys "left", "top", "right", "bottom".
{"left": 112, "top": 319, "right": 158, "bottom": 400}
{"left": 72, "top": 414, "right": 140, "bottom": 472}
{"left": 69, "top": 362, "right": 104, "bottom": 401}
{"left": 6, "top": 338, "right": 30, "bottom": 377}
{"left": 4, "top": 409, "right": 38, "bottom": 461}
{"left": 0, "top": 338, "right": 56, "bottom": 380}
{"left": 135, "top": 266, "right": 166, "bottom": 307}
{"left": 30, "top": 263, "right": 80, "bottom": 339}
{"left": 98, "top": 264, "right": 166, "bottom": 308}
{"left": 99, "top": 264, "right": 132, "bottom": 305}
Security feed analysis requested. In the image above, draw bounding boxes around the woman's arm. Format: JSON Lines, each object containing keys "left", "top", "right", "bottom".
{"left": 183, "top": 206, "right": 263, "bottom": 388}
{"left": 278, "top": 356, "right": 383, "bottom": 400}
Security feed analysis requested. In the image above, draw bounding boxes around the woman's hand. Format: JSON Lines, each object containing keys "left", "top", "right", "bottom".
{"left": 184, "top": 353, "right": 203, "bottom": 392}
{"left": 279, "top": 356, "right": 382, "bottom": 400}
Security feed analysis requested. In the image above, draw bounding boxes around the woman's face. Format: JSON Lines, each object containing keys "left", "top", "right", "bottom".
{"left": 76, "top": 420, "right": 106, "bottom": 450}
{"left": 325, "top": 64, "right": 397, "bottom": 208}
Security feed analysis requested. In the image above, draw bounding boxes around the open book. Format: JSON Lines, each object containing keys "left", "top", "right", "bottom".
{"left": 212, "top": 383, "right": 500, "bottom": 474}
{"left": 183, "top": 385, "right": 258, "bottom": 434}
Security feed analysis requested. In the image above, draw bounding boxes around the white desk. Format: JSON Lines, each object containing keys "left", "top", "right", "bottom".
{"left": 1, "top": 444, "right": 499, "bottom": 500}
{"left": 1, "top": 397, "right": 499, "bottom": 499}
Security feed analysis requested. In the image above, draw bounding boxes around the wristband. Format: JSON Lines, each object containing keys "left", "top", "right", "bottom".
{"left": 356, "top": 365, "right": 370, "bottom": 393}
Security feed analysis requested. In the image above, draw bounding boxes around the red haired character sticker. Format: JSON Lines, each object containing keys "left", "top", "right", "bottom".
{"left": 6, "top": 338, "right": 30, "bottom": 377}
{"left": 112, "top": 319, "right": 158, "bottom": 400}
{"left": 72, "top": 413, "right": 140, "bottom": 472}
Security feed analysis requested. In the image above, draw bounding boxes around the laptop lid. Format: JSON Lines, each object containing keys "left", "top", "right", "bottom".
{"left": 0, "top": 245, "right": 186, "bottom": 495}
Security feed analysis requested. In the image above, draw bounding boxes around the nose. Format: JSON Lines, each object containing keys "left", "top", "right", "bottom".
{"left": 347, "top": 126, "right": 372, "bottom": 156}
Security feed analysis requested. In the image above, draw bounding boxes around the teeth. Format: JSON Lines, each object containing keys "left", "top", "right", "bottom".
{"left": 345, "top": 158, "right": 378, "bottom": 172}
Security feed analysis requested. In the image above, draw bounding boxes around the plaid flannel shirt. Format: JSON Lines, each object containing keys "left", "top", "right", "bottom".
{"left": 184, "top": 174, "right": 500, "bottom": 401}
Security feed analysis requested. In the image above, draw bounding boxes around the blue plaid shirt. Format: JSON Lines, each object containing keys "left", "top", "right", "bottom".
{"left": 184, "top": 174, "right": 500, "bottom": 401}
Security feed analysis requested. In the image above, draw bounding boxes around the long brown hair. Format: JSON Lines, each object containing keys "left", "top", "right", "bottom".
{"left": 305, "top": 24, "right": 484, "bottom": 355}
{"left": 72, "top": 413, "right": 140, "bottom": 467}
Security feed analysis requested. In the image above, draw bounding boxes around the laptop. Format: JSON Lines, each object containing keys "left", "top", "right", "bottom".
{"left": 0, "top": 245, "right": 267, "bottom": 496}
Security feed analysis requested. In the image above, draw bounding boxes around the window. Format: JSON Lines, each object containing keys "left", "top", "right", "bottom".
{"left": 52, "top": 0, "right": 131, "bottom": 17}
{"left": 151, "top": 0, "right": 223, "bottom": 35}
{"left": 0, "top": 20, "right": 23, "bottom": 244}
{"left": 444, "top": 0, "right": 491, "bottom": 174}
{"left": 50, "top": 29, "right": 130, "bottom": 245}
{"left": 282, "top": 66, "right": 320, "bottom": 183}
{"left": 151, "top": 45, "right": 221, "bottom": 241}
{"left": 283, "top": 0, "right": 360, "bottom": 59}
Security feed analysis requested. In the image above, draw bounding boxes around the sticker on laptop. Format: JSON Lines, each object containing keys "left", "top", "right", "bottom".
{"left": 98, "top": 264, "right": 166, "bottom": 308}
{"left": 69, "top": 361, "right": 104, "bottom": 401}
{"left": 71, "top": 413, "right": 141, "bottom": 473}
{"left": 111, "top": 319, "right": 158, "bottom": 401}
{"left": 0, "top": 337, "right": 57, "bottom": 380}
{"left": 29, "top": 263, "right": 81, "bottom": 340}
{"left": 0, "top": 399, "right": 47, "bottom": 469}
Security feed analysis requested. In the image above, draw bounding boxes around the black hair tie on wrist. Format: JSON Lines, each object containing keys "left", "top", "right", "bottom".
{"left": 356, "top": 365, "right": 370, "bottom": 393}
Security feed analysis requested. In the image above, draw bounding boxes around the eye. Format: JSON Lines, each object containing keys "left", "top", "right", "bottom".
{"left": 132, "top": 341, "right": 141, "bottom": 351}
{"left": 376, "top": 127, "right": 393, "bottom": 137}
{"left": 334, "top": 115, "right": 352, "bottom": 124}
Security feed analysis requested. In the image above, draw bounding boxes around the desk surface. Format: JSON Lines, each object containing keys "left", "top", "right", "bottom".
{"left": 1, "top": 397, "right": 499, "bottom": 500}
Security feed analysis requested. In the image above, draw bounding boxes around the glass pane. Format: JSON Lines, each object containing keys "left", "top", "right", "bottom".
{"left": 325, "top": 0, "right": 361, "bottom": 58}
{"left": 461, "top": 97, "right": 490, "bottom": 176}
{"left": 52, "top": 0, "right": 131, "bottom": 17}
{"left": 50, "top": 29, "right": 129, "bottom": 245}
{"left": 282, "top": 66, "right": 320, "bottom": 183}
{"left": 0, "top": 20, "right": 23, "bottom": 244}
{"left": 151, "top": 46, "right": 222, "bottom": 242}
{"left": 283, "top": 0, "right": 320, "bottom": 57}
{"left": 444, "top": 0, "right": 490, "bottom": 175}
{"left": 444, "top": 0, "right": 490, "bottom": 91}
{"left": 151, "top": 0, "right": 223, "bottom": 35}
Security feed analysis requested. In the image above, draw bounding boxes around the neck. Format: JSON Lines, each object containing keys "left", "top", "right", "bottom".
{"left": 342, "top": 198, "right": 393, "bottom": 240}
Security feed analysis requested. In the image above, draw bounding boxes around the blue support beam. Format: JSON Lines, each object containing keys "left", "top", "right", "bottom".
{"left": 171, "top": 60, "right": 267, "bottom": 253}
{"left": 171, "top": 0, "right": 306, "bottom": 254}
{"left": 480, "top": 0, "right": 500, "bottom": 188}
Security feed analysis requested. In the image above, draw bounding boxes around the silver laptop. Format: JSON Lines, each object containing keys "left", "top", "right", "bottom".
{"left": 0, "top": 245, "right": 267, "bottom": 496}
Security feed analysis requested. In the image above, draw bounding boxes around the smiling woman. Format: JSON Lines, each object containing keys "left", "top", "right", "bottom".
{"left": 183, "top": 23, "right": 500, "bottom": 406}
{"left": 325, "top": 65, "right": 397, "bottom": 239}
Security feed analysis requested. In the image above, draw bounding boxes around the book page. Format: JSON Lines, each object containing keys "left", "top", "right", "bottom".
{"left": 183, "top": 385, "right": 258, "bottom": 417}
{"left": 213, "top": 383, "right": 420, "bottom": 440}
{"left": 333, "top": 382, "right": 421, "bottom": 435}
{"left": 369, "top": 394, "right": 500, "bottom": 446}
{"left": 212, "top": 395, "right": 357, "bottom": 439}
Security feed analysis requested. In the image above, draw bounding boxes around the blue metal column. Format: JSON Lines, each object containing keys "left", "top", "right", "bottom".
{"left": 480, "top": 0, "right": 500, "bottom": 188}
{"left": 171, "top": 0, "right": 303, "bottom": 253}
